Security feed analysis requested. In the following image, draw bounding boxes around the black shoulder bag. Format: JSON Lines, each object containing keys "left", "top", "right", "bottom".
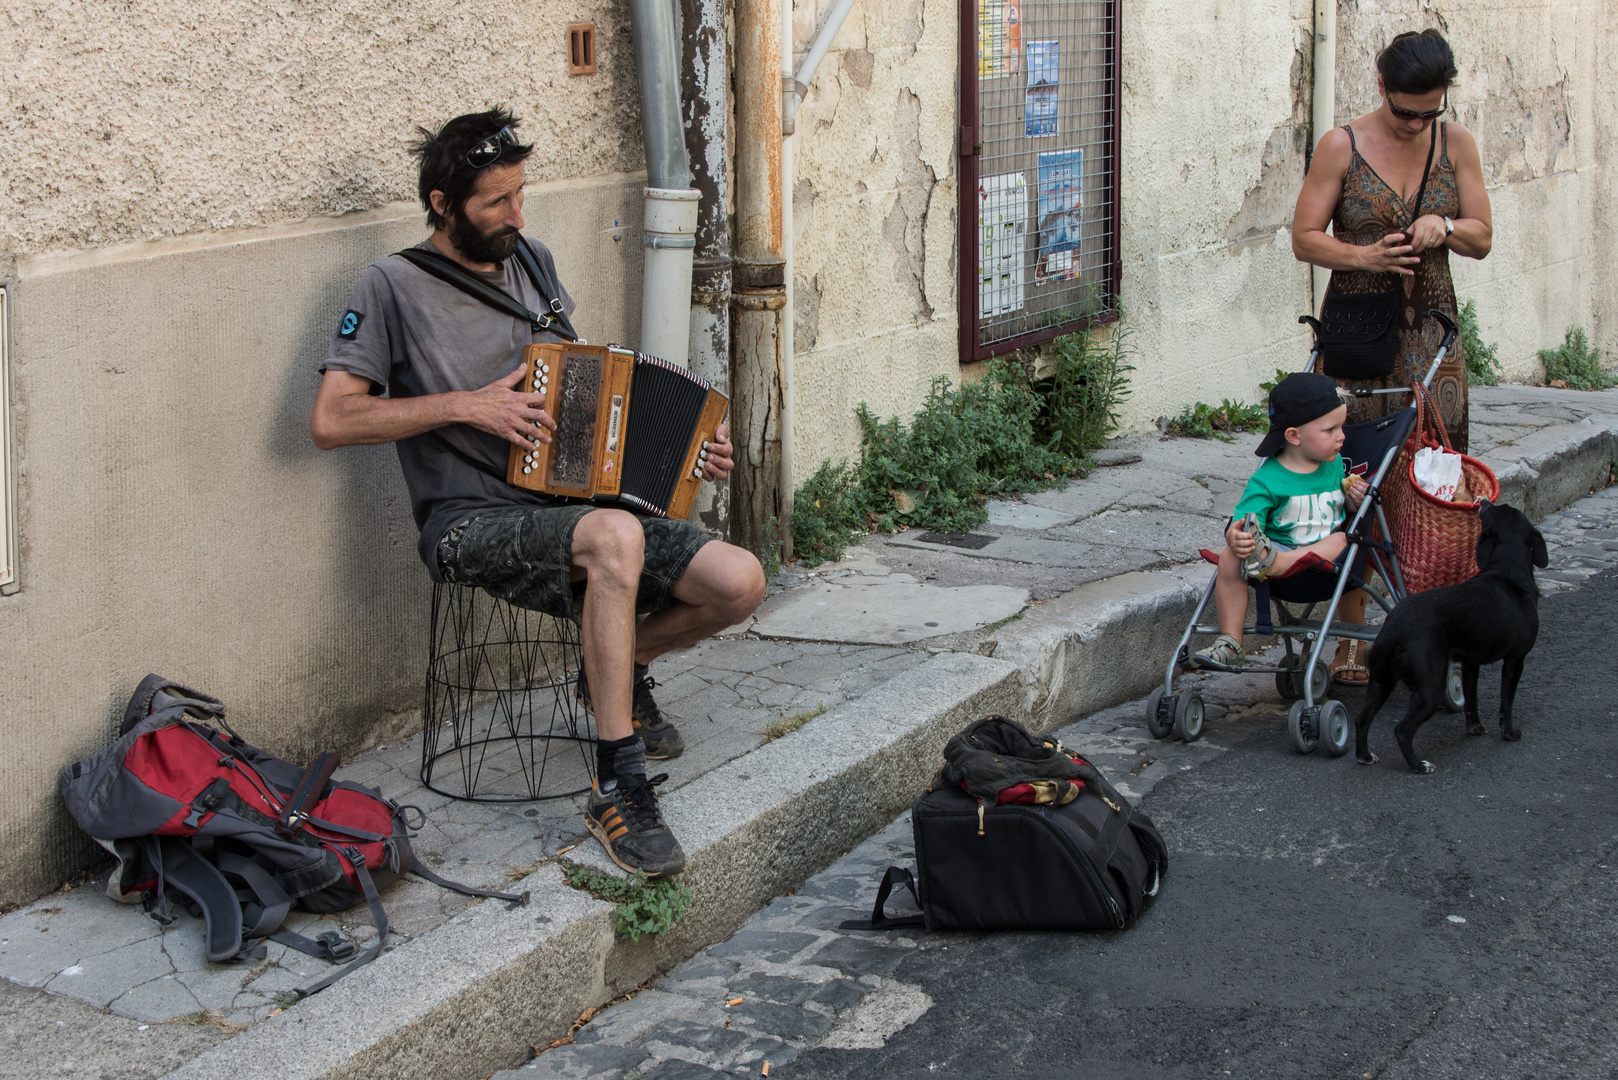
{"left": 1317, "top": 121, "right": 1438, "bottom": 380}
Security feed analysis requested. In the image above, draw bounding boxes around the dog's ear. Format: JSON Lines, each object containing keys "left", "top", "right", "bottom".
{"left": 1530, "top": 527, "right": 1548, "bottom": 569}
{"left": 1475, "top": 528, "right": 1498, "bottom": 571}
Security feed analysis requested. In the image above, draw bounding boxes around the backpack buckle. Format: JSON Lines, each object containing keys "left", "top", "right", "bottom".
{"left": 549, "top": 298, "right": 564, "bottom": 314}
{"left": 316, "top": 930, "right": 356, "bottom": 963}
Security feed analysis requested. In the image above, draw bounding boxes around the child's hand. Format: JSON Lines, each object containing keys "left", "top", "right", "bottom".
{"left": 1226, "top": 518, "right": 1257, "bottom": 558}
{"left": 1344, "top": 476, "right": 1369, "bottom": 510}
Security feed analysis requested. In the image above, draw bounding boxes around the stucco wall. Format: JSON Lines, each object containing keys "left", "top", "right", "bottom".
{"left": 0, "top": 0, "right": 644, "bottom": 264}
{"left": 1335, "top": 0, "right": 1616, "bottom": 384}
{"left": 1113, "top": 0, "right": 1617, "bottom": 436}
{"left": 1113, "top": 0, "right": 1319, "bottom": 434}
{"left": 0, "top": 0, "right": 652, "bottom": 902}
{"left": 788, "top": 0, "right": 960, "bottom": 483}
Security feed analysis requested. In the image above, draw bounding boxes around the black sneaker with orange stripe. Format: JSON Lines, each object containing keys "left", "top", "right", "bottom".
{"left": 584, "top": 772, "right": 686, "bottom": 877}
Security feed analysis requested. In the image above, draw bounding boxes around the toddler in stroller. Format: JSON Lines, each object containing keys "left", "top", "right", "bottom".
{"left": 1148, "top": 308, "right": 1464, "bottom": 755}
{"left": 1191, "top": 372, "right": 1370, "bottom": 673}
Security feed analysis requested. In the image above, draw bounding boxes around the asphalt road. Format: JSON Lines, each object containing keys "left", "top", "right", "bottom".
{"left": 784, "top": 568, "right": 1618, "bottom": 1080}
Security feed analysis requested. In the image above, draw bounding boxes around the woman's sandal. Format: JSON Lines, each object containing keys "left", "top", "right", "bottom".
{"left": 1331, "top": 638, "right": 1369, "bottom": 685}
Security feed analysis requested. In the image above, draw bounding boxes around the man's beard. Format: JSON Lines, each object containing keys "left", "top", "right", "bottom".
{"left": 448, "top": 214, "right": 520, "bottom": 266}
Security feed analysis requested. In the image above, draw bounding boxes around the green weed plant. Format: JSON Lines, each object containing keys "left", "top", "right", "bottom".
{"left": 1458, "top": 299, "right": 1503, "bottom": 386}
{"left": 1164, "top": 399, "right": 1269, "bottom": 441}
{"left": 1539, "top": 327, "right": 1615, "bottom": 391}
{"left": 789, "top": 320, "right": 1134, "bottom": 567}
{"left": 562, "top": 865, "right": 693, "bottom": 943}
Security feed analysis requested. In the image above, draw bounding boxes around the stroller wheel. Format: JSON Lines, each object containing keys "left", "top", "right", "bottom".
{"left": 1288, "top": 700, "right": 1319, "bottom": 754}
{"left": 1443, "top": 662, "right": 1466, "bottom": 713}
{"left": 1318, "top": 700, "right": 1351, "bottom": 757}
{"left": 1275, "top": 656, "right": 1302, "bottom": 701}
{"left": 1173, "top": 692, "right": 1205, "bottom": 743}
{"left": 1145, "top": 687, "right": 1175, "bottom": 739}
{"left": 1309, "top": 659, "right": 1331, "bottom": 702}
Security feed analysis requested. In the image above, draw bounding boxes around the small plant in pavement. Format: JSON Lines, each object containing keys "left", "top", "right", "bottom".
{"left": 562, "top": 864, "right": 693, "bottom": 942}
{"left": 1163, "top": 399, "right": 1269, "bottom": 441}
{"left": 789, "top": 319, "right": 1135, "bottom": 567}
{"left": 1539, "top": 326, "right": 1615, "bottom": 390}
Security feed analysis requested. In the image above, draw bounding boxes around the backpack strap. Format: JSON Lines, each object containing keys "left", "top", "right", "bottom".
{"left": 153, "top": 837, "right": 246, "bottom": 962}
{"left": 837, "top": 865, "right": 925, "bottom": 930}
{"left": 292, "top": 846, "right": 390, "bottom": 997}
{"left": 392, "top": 244, "right": 577, "bottom": 341}
{"left": 395, "top": 828, "right": 531, "bottom": 905}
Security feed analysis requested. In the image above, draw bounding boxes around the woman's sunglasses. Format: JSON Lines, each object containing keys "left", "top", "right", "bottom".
{"left": 1388, "top": 96, "right": 1447, "bottom": 122}
{"left": 464, "top": 126, "right": 519, "bottom": 169}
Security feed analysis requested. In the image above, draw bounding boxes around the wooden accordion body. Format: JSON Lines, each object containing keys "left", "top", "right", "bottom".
{"left": 506, "top": 343, "right": 729, "bottom": 520}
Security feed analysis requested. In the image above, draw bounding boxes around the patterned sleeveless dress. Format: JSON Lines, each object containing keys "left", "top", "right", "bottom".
{"left": 1316, "top": 122, "right": 1468, "bottom": 451}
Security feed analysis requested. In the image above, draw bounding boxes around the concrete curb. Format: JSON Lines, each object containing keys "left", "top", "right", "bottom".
{"left": 989, "top": 568, "right": 1206, "bottom": 732}
{"left": 163, "top": 652, "right": 1021, "bottom": 1080}
{"left": 1482, "top": 415, "right": 1618, "bottom": 522}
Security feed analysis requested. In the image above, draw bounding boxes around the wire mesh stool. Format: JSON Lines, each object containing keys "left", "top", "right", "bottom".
{"left": 420, "top": 582, "right": 596, "bottom": 802}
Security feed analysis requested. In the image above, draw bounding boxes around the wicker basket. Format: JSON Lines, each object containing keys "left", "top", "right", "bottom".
{"left": 1382, "top": 384, "right": 1499, "bottom": 594}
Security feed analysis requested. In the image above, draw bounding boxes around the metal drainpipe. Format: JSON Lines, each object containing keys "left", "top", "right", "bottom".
{"left": 629, "top": 0, "right": 700, "bottom": 366}
{"left": 681, "top": 0, "right": 731, "bottom": 537}
{"left": 732, "top": 0, "right": 786, "bottom": 557}
{"left": 1311, "top": 0, "right": 1336, "bottom": 315}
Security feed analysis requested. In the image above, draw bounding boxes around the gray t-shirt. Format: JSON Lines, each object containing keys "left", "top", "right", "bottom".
{"left": 320, "top": 237, "right": 577, "bottom": 578}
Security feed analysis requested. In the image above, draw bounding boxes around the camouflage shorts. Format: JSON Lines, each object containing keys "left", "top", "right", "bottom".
{"left": 436, "top": 504, "right": 711, "bottom": 623}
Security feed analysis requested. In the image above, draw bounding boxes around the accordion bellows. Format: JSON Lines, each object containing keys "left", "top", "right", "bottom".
{"left": 507, "top": 343, "right": 729, "bottom": 520}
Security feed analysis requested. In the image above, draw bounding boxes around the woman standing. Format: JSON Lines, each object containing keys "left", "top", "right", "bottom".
{"left": 1293, "top": 29, "right": 1492, "bottom": 451}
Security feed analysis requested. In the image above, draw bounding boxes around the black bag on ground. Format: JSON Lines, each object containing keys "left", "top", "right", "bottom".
{"left": 843, "top": 716, "right": 1167, "bottom": 932}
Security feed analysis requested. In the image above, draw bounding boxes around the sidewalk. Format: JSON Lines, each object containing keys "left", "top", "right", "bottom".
{"left": 2, "top": 384, "right": 1614, "bottom": 1080}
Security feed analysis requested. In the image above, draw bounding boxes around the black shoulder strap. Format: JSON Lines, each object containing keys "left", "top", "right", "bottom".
{"left": 838, "top": 865, "right": 925, "bottom": 930}
{"left": 1406, "top": 120, "right": 1439, "bottom": 228}
{"left": 392, "top": 245, "right": 576, "bottom": 341}
{"left": 514, "top": 236, "right": 579, "bottom": 341}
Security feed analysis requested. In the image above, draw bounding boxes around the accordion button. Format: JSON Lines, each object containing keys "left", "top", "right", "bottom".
{"left": 541, "top": 365, "right": 550, "bottom": 374}
{"left": 523, "top": 466, "right": 533, "bottom": 474}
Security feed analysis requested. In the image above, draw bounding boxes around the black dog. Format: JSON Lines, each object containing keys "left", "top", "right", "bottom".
{"left": 1355, "top": 501, "right": 1549, "bottom": 773}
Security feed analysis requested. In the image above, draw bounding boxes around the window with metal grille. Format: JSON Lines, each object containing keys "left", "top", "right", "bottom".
{"left": 958, "top": 0, "right": 1120, "bottom": 363}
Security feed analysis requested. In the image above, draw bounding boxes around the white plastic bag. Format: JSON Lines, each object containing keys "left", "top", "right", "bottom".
{"left": 1413, "top": 445, "right": 1463, "bottom": 501}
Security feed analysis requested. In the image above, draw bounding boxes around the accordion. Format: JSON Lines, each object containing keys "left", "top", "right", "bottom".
{"left": 506, "top": 343, "right": 729, "bottom": 520}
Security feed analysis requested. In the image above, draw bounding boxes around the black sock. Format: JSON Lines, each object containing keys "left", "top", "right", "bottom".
{"left": 634, "top": 662, "right": 649, "bottom": 682}
{"left": 596, "top": 735, "right": 646, "bottom": 792}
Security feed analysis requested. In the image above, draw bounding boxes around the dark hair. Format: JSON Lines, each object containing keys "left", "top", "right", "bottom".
{"left": 409, "top": 108, "right": 535, "bottom": 230}
{"left": 1376, "top": 29, "right": 1457, "bottom": 96}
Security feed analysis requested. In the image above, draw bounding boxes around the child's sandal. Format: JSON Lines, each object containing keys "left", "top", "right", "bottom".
{"left": 1241, "top": 529, "right": 1278, "bottom": 582}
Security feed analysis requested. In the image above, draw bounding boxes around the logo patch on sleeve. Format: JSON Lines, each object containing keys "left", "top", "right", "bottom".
{"left": 339, "top": 310, "right": 365, "bottom": 339}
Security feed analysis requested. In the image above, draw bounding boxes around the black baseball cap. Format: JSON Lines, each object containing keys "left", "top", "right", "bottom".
{"left": 1255, "top": 373, "right": 1347, "bottom": 457}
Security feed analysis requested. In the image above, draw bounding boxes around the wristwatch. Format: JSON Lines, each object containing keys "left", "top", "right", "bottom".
{"left": 1443, "top": 216, "right": 1455, "bottom": 237}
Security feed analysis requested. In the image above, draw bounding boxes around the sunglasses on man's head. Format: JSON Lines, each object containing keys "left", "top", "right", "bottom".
{"left": 464, "top": 126, "right": 518, "bottom": 169}
{"left": 1388, "top": 97, "right": 1447, "bottom": 121}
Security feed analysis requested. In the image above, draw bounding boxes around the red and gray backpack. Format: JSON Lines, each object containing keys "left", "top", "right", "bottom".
{"left": 59, "top": 675, "right": 526, "bottom": 995}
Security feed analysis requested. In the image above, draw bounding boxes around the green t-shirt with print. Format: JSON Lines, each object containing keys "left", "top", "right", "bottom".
{"left": 1232, "top": 455, "right": 1347, "bottom": 547}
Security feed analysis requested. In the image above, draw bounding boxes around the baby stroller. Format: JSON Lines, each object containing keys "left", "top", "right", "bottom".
{"left": 1147, "top": 308, "right": 1465, "bottom": 756}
